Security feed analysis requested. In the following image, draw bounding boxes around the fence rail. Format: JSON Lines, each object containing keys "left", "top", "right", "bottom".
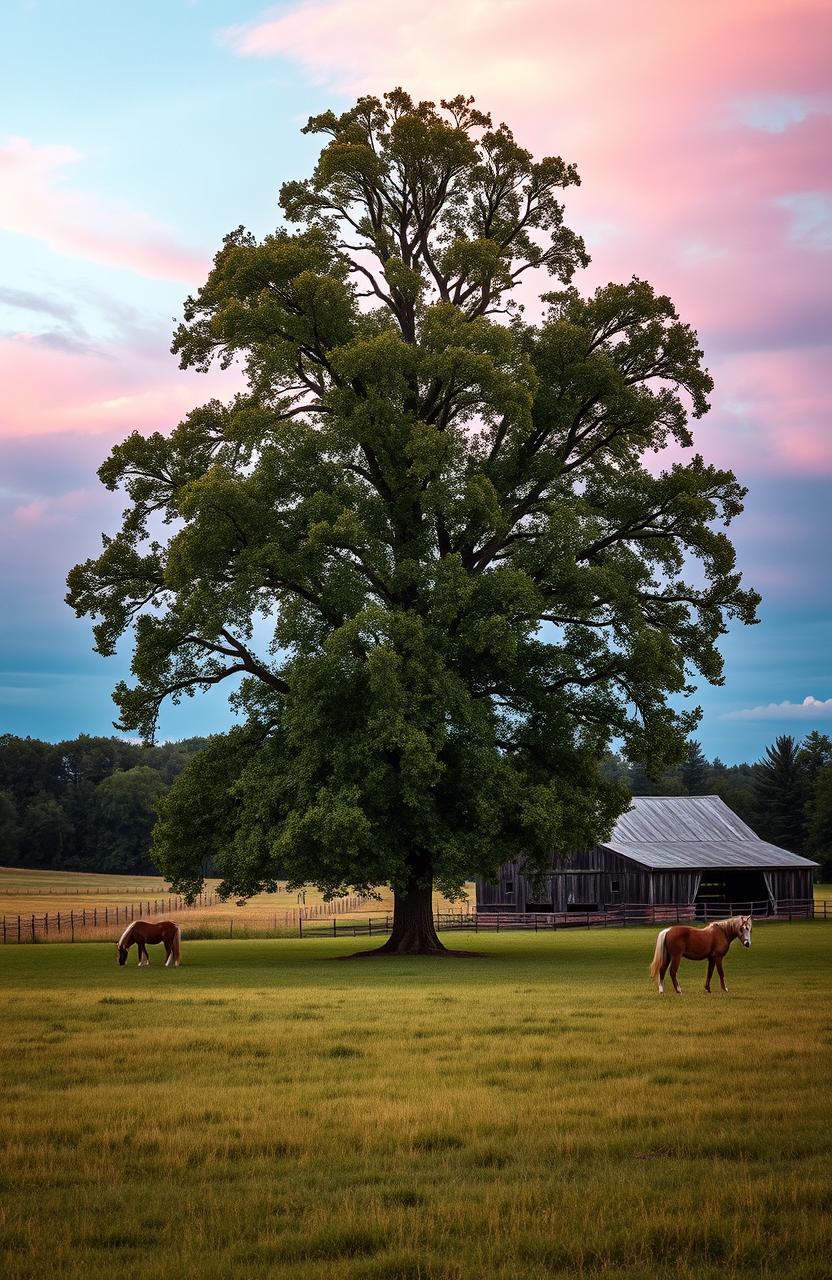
{"left": 4, "top": 896, "right": 828, "bottom": 944}
{"left": 301, "top": 898, "right": 828, "bottom": 938}
{"left": 0, "top": 889, "right": 377, "bottom": 943}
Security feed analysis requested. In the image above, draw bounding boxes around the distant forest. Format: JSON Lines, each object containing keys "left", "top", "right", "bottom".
{"left": 1, "top": 731, "right": 830, "bottom": 879}
{"left": 0, "top": 734, "right": 207, "bottom": 876}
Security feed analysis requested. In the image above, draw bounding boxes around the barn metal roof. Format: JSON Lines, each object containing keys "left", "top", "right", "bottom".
{"left": 600, "top": 796, "right": 818, "bottom": 870}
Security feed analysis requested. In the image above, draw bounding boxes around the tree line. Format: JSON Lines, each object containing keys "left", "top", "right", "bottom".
{"left": 1, "top": 729, "right": 829, "bottom": 880}
{"left": 603, "top": 730, "right": 832, "bottom": 878}
{"left": 0, "top": 734, "right": 206, "bottom": 875}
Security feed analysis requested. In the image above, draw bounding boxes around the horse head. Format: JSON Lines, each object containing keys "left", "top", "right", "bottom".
{"left": 117, "top": 943, "right": 129, "bottom": 966}
{"left": 737, "top": 916, "right": 752, "bottom": 947}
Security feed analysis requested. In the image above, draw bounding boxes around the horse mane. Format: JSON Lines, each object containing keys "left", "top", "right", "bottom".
{"left": 117, "top": 922, "right": 135, "bottom": 948}
{"left": 712, "top": 916, "right": 748, "bottom": 933}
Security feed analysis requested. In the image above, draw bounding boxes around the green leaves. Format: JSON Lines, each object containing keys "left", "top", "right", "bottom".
{"left": 69, "top": 88, "right": 759, "bottom": 907}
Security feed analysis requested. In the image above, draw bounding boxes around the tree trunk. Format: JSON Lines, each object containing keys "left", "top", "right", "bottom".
{"left": 350, "top": 871, "right": 479, "bottom": 958}
{"left": 369, "top": 880, "right": 447, "bottom": 955}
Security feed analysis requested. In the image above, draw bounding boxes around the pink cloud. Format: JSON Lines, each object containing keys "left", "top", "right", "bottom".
{"left": 12, "top": 487, "right": 99, "bottom": 528}
{"left": 222, "top": 0, "right": 832, "bottom": 474}
{"left": 712, "top": 346, "right": 832, "bottom": 471}
{"left": 0, "top": 334, "right": 241, "bottom": 440}
{"left": 0, "top": 136, "right": 209, "bottom": 283}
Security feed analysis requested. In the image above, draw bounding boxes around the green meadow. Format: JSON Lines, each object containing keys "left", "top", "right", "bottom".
{"left": 2, "top": 925, "right": 831, "bottom": 1280}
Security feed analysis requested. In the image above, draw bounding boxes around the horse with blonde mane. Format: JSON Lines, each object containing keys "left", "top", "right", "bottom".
{"left": 117, "top": 920, "right": 181, "bottom": 967}
{"left": 650, "top": 915, "right": 751, "bottom": 994}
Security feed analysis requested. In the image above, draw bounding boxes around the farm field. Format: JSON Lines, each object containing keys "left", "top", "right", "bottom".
{"left": 2, "top": 925, "right": 831, "bottom": 1279}
{"left": 0, "top": 865, "right": 474, "bottom": 928}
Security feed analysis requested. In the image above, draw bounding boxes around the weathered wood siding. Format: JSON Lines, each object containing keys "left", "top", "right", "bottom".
{"left": 475, "top": 853, "right": 816, "bottom": 912}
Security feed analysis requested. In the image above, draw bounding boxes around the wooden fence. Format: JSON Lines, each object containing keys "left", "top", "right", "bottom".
{"left": 302, "top": 897, "right": 829, "bottom": 938}
{"left": 3, "top": 896, "right": 828, "bottom": 944}
{"left": 0, "top": 890, "right": 375, "bottom": 943}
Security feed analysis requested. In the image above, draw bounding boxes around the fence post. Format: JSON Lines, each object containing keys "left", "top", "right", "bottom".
{"left": 70, "top": 913, "right": 74, "bottom": 943}
{"left": 299, "top": 914, "right": 303, "bottom": 938}
{"left": 622, "top": 904, "right": 627, "bottom": 928}
{"left": 368, "top": 917, "right": 372, "bottom": 937}
{"left": 18, "top": 915, "right": 21, "bottom": 943}
{"left": 57, "top": 912, "right": 61, "bottom": 935}
{"left": 230, "top": 919, "right": 233, "bottom": 938}
{"left": 2, "top": 917, "right": 5, "bottom": 944}
{"left": 32, "top": 914, "right": 35, "bottom": 942}
{"left": 333, "top": 918, "right": 337, "bottom": 937}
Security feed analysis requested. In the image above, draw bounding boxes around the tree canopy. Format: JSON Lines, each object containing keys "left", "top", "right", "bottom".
{"left": 67, "top": 90, "right": 759, "bottom": 951}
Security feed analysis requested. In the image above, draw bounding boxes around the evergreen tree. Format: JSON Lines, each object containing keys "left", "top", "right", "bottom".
{"left": 807, "top": 765, "right": 832, "bottom": 881}
{"left": 680, "top": 739, "right": 709, "bottom": 794}
{"left": 752, "top": 735, "right": 806, "bottom": 852}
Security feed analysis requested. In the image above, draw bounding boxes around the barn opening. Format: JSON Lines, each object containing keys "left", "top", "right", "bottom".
{"left": 695, "top": 869, "right": 772, "bottom": 912}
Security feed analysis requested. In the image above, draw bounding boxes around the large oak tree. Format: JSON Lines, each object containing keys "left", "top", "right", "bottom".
{"left": 68, "top": 90, "right": 758, "bottom": 953}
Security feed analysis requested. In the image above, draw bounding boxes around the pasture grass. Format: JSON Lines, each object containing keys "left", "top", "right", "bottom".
{"left": 1, "top": 924, "right": 831, "bottom": 1279}
{"left": 0, "top": 865, "right": 473, "bottom": 924}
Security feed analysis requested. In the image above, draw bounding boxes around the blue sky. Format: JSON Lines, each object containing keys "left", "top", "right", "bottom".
{"left": 0, "top": 0, "right": 830, "bottom": 763}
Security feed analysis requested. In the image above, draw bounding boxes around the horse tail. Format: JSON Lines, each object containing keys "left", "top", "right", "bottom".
{"left": 649, "top": 928, "right": 670, "bottom": 985}
{"left": 173, "top": 924, "right": 181, "bottom": 965}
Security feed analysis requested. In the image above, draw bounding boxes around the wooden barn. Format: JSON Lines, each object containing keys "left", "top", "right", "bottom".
{"left": 476, "top": 795, "right": 817, "bottom": 914}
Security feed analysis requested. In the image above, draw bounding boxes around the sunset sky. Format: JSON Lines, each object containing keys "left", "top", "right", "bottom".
{"left": 1, "top": 0, "right": 830, "bottom": 762}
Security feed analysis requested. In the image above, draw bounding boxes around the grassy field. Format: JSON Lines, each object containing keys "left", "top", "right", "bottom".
{"left": 2, "top": 924, "right": 831, "bottom": 1279}
{"left": 0, "top": 866, "right": 474, "bottom": 929}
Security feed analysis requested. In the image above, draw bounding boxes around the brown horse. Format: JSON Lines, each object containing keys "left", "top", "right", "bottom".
{"left": 650, "top": 916, "right": 751, "bottom": 994}
{"left": 117, "top": 920, "right": 181, "bottom": 967}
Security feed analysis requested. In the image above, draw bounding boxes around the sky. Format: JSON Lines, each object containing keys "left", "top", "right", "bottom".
{"left": 0, "top": 0, "right": 830, "bottom": 764}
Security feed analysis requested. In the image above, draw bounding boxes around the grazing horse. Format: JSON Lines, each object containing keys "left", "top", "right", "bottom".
{"left": 650, "top": 916, "right": 751, "bottom": 994}
{"left": 117, "top": 920, "right": 181, "bottom": 968}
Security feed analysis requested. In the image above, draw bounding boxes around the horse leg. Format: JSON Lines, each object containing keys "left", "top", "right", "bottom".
{"left": 658, "top": 957, "right": 668, "bottom": 994}
{"left": 716, "top": 957, "right": 728, "bottom": 993}
{"left": 139, "top": 941, "right": 149, "bottom": 967}
{"left": 705, "top": 958, "right": 715, "bottom": 993}
{"left": 164, "top": 939, "right": 174, "bottom": 968}
{"left": 669, "top": 955, "right": 683, "bottom": 994}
